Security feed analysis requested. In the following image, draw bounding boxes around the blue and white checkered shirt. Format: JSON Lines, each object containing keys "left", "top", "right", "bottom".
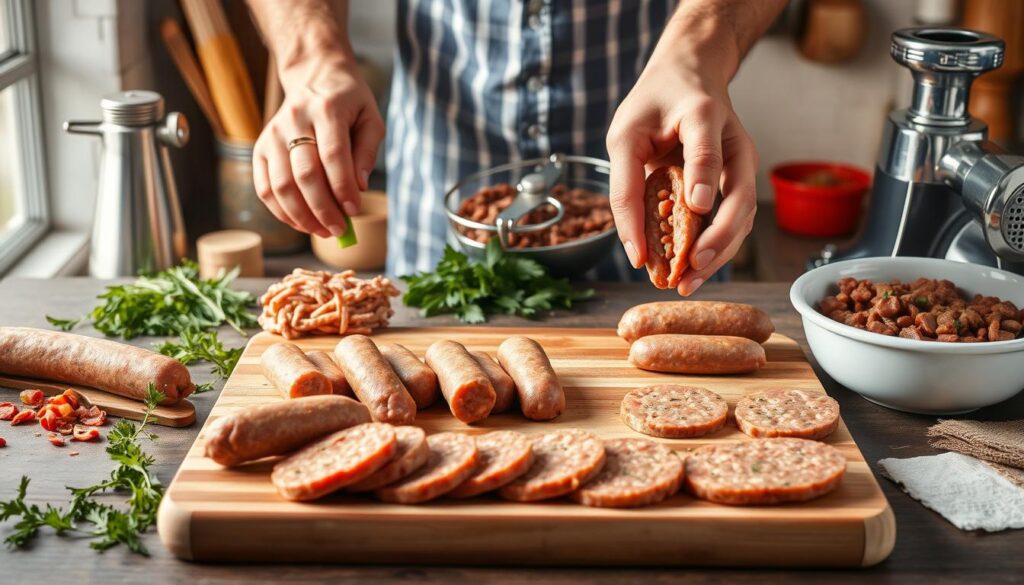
{"left": 385, "top": 0, "right": 676, "bottom": 279}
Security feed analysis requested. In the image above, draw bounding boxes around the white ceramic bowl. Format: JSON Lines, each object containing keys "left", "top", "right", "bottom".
{"left": 790, "top": 257, "right": 1024, "bottom": 414}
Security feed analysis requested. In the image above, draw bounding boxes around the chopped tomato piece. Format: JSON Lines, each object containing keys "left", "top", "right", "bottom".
{"left": 0, "top": 437, "right": 6, "bottom": 448}
{"left": 71, "top": 426, "right": 100, "bottom": 442}
{"left": 79, "top": 406, "right": 107, "bottom": 427}
{"left": 46, "top": 432, "right": 65, "bottom": 447}
{"left": 19, "top": 389, "right": 44, "bottom": 407}
{"left": 38, "top": 409, "right": 59, "bottom": 432}
{"left": 53, "top": 403, "right": 74, "bottom": 418}
{"left": 60, "top": 389, "right": 81, "bottom": 410}
{"left": 57, "top": 419, "right": 76, "bottom": 435}
{"left": 0, "top": 402, "right": 18, "bottom": 421}
{"left": 47, "top": 395, "right": 68, "bottom": 407}
{"left": 10, "top": 410, "right": 36, "bottom": 426}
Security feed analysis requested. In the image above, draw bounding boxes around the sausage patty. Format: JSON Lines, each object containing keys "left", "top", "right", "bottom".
{"left": 0, "top": 327, "right": 194, "bottom": 405}
{"left": 379, "top": 343, "right": 439, "bottom": 409}
{"left": 347, "top": 425, "right": 429, "bottom": 492}
{"left": 306, "top": 350, "right": 352, "bottom": 396}
{"left": 620, "top": 385, "right": 728, "bottom": 438}
{"left": 499, "top": 429, "right": 605, "bottom": 502}
{"left": 617, "top": 301, "right": 775, "bottom": 343}
{"left": 261, "top": 342, "right": 331, "bottom": 399}
{"left": 570, "top": 438, "right": 684, "bottom": 508}
{"left": 685, "top": 438, "right": 847, "bottom": 505}
{"left": 497, "top": 336, "right": 564, "bottom": 421}
{"left": 333, "top": 335, "right": 417, "bottom": 424}
{"left": 374, "top": 432, "right": 479, "bottom": 504}
{"left": 448, "top": 430, "right": 534, "bottom": 498}
{"left": 271, "top": 422, "right": 398, "bottom": 501}
{"left": 425, "top": 340, "right": 496, "bottom": 424}
{"left": 734, "top": 389, "right": 840, "bottom": 440}
{"left": 629, "top": 334, "right": 766, "bottom": 374}
{"left": 470, "top": 351, "right": 516, "bottom": 415}
{"left": 204, "top": 395, "right": 371, "bottom": 467}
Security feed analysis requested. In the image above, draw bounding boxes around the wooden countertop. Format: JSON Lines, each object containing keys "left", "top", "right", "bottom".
{"left": 0, "top": 278, "right": 1021, "bottom": 583}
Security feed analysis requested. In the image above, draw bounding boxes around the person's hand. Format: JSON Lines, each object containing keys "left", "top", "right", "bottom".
{"left": 254, "top": 58, "right": 384, "bottom": 238}
{"left": 607, "top": 29, "right": 758, "bottom": 296}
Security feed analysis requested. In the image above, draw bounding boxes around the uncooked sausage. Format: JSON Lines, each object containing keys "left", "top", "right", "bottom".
{"left": 261, "top": 342, "right": 331, "bottom": 399}
{"left": 333, "top": 335, "right": 417, "bottom": 424}
{"left": 305, "top": 350, "right": 352, "bottom": 396}
{"left": 629, "top": 334, "right": 766, "bottom": 374}
{"left": 379, "top": 343, "right": 439, "bottom": 409}
{"left": 0, "top": 327, "right": 194, "bottom": 405}
{"left": 424, "top": 340, "right": 496, "bottom": 423}
{"left": 470, "top": 351, "right": 516, "bottom": 414}
{"left": 497, "top": 336, "right": 564, "bottom": 421}
{"left": 617, "top": 301, "right": 775, "bottom": 343}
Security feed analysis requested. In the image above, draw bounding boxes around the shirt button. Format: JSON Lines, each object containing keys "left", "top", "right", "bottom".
{"left": 527, "top": 76, "right": 544, "bottom": 92}
{"left": 527, "top": 124, "right": 543, "bottom": 138}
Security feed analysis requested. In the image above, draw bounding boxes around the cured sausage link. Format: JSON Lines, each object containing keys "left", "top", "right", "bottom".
{"left": 425, "top": 340, "right": 496, "bottom": 424}
{"left": 617, "top": 301, "right": 775, "bottom": 343}
{"left": 378, "top": 343, "right": 439, "bottom": 409}
{"left": 261, "top": 342, "right": 331, "bottom": 399}
{"left": 204, "top": 395, "right": 371, "bottom": 467}
{"left": 497, "top": 336, "right": 564, "bottom": 421}
{"left": 333, "top": 335, "right": 417, "bottom": 424}
{"left": 629, "top": 334, "right": 766, "bottom": 375}
{"left": 0, "top": 326, "right": 194, "bottom": 405}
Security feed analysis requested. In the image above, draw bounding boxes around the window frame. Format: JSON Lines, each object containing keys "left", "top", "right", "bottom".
{"left": 0, "top": 0, "right": 49, "bottom": 275}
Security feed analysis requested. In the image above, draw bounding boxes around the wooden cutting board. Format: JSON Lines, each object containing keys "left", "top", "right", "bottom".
{"left": 158, "top": 328, "right": 895, "bottom": 567}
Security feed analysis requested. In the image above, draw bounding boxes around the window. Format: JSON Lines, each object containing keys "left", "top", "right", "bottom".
{"left": 0, "top": 0, "right": 47, "bottom": 274}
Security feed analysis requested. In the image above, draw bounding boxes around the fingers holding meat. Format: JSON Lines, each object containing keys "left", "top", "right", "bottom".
{"left": 643, "top": 166, "right": 704, "bottom": 289}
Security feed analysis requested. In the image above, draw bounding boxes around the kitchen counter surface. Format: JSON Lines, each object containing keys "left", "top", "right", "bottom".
{"left": 0, "top": 277, "right": 1021, "bottom": 584}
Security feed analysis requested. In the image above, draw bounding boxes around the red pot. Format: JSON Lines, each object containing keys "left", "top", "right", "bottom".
{"left": 770, "top": 161, "right": 871, "bottom": 237}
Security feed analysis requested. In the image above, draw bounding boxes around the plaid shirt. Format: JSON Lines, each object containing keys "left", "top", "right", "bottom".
{"left": 385, "top": 0, "right": 676, "bottom": 279}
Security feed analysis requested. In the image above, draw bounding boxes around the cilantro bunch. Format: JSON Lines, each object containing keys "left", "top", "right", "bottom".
{"left": 401, "top": 239, "right": 594, "bottom": 323}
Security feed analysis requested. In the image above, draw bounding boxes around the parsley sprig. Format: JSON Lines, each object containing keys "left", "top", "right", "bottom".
{"left": 401, "top": 239, "right": 594, "bottom": 323}
{"left": 154, "top": 329, "right": 243, "bottom": 392}
{"left": 0, "top": 385, "right": 166, "bottom": 554}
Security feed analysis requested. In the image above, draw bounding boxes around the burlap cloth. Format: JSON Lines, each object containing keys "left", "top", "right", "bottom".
{"left": 928, "top": 419, "right": 1024, "bottom": 488}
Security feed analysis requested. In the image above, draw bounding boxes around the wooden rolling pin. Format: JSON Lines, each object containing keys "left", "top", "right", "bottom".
{"left": 963, "top": 0, "right": 1024, "bottom": 142}
{"left": 179, "top": 0, "right": 262, "bottom": 141}
{"left": 160, "top": 17, "right": 226, "bottom": 138}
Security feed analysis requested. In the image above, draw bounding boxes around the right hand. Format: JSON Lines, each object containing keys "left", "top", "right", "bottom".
{"left": 254, "top": 60, "right": 385, "bottom": 238}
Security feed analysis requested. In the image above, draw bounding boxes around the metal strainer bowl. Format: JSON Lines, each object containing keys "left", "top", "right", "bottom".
{"left": 443, "top": 154, "right": 617, "bottom": 276}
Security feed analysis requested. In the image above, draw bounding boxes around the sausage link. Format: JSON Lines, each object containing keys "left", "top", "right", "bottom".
{"left": 424, "top": 340, "right": 496, "bottom": 423}
{"left": 470, "top": 351, "right": 516, "bottom": 414}
{"left": 378, "top": 343, "right": 439, "bottom": 409}
{"left": 0, "top": 326, "right": 194, "bottom": 404}
{"left": 497, "top": 336, "right": 564, "bottom": 421}
{"left": 305, "top": 350, "right": 352, "bottom": 397}
{"left": 629, "top": 334, "right": 766, "bottom": 374}
{"left": 261, "top": 342, "right": 331, "bottom": 399}
{"left": 204, "top": 394, "right": 371, "bottom": 466}
{"left": 617, "top": 301, "right": 775, "bottom": 343}
{"left": 333, "top": 335, "right": 417, "bottom": 424}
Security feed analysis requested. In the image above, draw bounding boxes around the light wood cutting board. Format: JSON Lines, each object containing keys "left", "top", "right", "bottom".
{"left": 158, "top": 328, "right": 895, "bottom": 567}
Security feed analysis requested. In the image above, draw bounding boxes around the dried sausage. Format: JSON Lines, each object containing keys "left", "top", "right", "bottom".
{"left": 617, "top": 301, "right": 775, "bottom": 343}
{"left": 499, "top": 429, "right": 605, "bottom": 502}
{"left": 272, "top": 422, "right": 398, "bottom": 501}
{"left": 685, "top": 438, "right": 846, "bottom": 505}
{"left": 570, "top": 438, "right": 684, "bottom": 508}
{"left": 204, "top": 394, "right": 371, "bottom": 467}
{"left": 620, "top": 385, "right": 727, "bottom": 438}
{"left": 305, "top": 350, "right": 352, "bottom": 396}
{"left": 333, "top": 335, "right": 417, "bottom": 424}
{"left": 497, "top": 336, "right": 564, "bottom": 421}
{"left": 470, "top": 351, "right": 516, "bottom": 414}
{"left": 379, "top": 343, "right": 439, "bottom": 409}
{"left": 424, "top": 340, "right": 496, "bottom": 424}
{"left": 0, "top": 327, "right": 194, "bottom": 405}
{"left": 375, "top": 432, "right": 479, "bottom": 504}
{"left": 629, "top": 334, "right": 766, "bottom": 374}
{"left": 643, "top": 166, "right": 703, "bottom": 289}
{"left": 261, "top": 342, "right": 331, "bottom": 399}
{"left": 448, "top": 430, "right": 533, "bottom": 498}
{"left": 734, "top": 388, "right": 840, "bottom": 440}
{"left": 347, "top": 426, "right": 429, "bottom": 492}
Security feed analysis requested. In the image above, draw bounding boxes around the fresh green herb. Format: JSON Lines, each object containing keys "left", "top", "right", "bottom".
{"left": 914, "top": 296, "right": 929, "bottom": 309}
{"left": 154, "top": 328, "right": 243, "bottom": 385}
{"left": 954, "top": 318, "right": 962, "bottom": 334}
{"left": 751, "top": 461, "right": 764, "bottom": 473}
{"left": 0, "top": 385, "right": 166, "bottom": 555}
{"left": 47, "top": 260, "right": 257, "bottom": 339}
{"left": 336, "top": 215, "right": 358, "bottom": 248}
{"left": 400, "top": 239, "right": 594, "bottom": 323}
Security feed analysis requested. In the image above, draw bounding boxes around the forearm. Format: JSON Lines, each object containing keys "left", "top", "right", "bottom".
{"left": 660, "top": 0, "right": 787, "bottom": 81}
{"left": 246, "top": 0, "right": 355, "bottom": 85}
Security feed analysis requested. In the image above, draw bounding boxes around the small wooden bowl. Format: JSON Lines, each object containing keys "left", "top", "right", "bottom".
{"left": 311, "top": 191, "right": 388, "bottom": 271}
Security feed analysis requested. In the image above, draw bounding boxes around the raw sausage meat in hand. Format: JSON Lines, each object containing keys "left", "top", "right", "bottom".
{"left": 643, "top": 166, "right": 703, "bottom": 289}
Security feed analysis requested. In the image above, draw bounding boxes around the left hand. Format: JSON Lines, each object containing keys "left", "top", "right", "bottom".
{"left": 606, "top": 29, "right": 758, "bottom": 296}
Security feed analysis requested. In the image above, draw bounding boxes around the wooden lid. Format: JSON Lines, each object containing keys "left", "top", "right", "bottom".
{"left": 197, "top": 229, "right": 264, "bottom": 278}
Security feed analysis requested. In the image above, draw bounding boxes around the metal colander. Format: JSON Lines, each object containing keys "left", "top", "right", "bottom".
{"left": 1003, "top": 187, "right": 1024, "bottom": 253}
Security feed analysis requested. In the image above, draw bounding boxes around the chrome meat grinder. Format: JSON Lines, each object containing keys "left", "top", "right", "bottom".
{"left": 813, "top": 27, "right": 1024, "bottom": 275}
